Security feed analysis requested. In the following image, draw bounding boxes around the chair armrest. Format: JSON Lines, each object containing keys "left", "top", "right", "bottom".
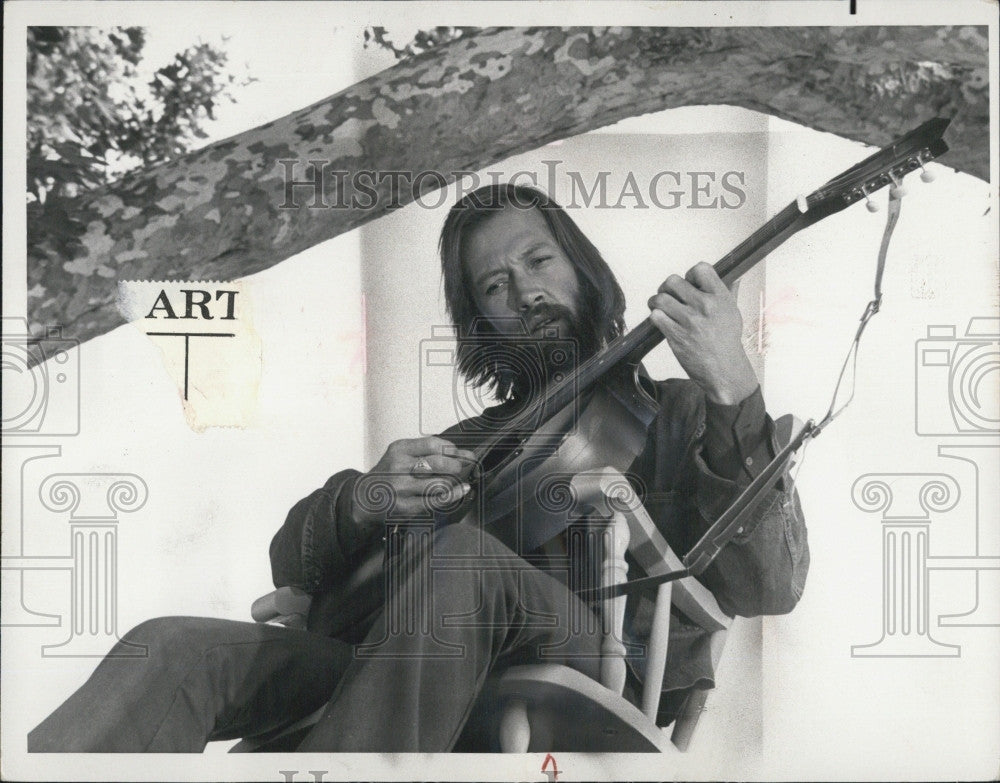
{"left": 250, "top": 586, "right": 313, "bottom": 629}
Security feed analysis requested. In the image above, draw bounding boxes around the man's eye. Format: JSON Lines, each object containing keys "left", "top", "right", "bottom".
{"left": 486, "top": 280, "right": 506, "bottom": 295}
{"left": 531, "top": 256, "right": 552, "bottom": 266}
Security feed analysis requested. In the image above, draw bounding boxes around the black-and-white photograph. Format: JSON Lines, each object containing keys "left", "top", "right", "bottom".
{"left": 3, "top": 2, "right": 997, "bottom": 781}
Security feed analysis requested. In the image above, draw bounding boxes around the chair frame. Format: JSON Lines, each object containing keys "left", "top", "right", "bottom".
{"left": 496, "top": 468, "right": 731, "bottom": 753}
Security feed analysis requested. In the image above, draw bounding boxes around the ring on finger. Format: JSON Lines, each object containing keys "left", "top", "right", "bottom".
{"left": 411, "top": 457, "right": 433, "bottom": 476}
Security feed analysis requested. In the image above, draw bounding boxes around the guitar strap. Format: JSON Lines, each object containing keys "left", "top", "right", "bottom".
{"left": 579, "top": 191, "right": 905, "bottom": 602}
{"left": 812, "top": 188, "right": 903, "bottom": 436}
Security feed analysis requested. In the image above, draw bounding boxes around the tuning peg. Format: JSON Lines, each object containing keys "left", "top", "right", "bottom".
{"left": 889, "top": 174, "right": 908, "bottom": 199}
{"left": 862, "top": 186, "right": 879, "bottom": 212}
{"left": 919, "top": 164, "right": 935, "bottom": 183}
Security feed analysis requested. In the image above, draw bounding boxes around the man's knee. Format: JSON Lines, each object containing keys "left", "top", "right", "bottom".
{"left": 119, "top": 616, "right": 212, "bottom": 654}
{"left": 432, "top": 523, "right": 515, "bottom": 559}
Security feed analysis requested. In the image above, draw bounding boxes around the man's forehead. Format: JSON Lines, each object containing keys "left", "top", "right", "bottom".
{"left": 464, "top": 207, "right": 556, "bottom": 266}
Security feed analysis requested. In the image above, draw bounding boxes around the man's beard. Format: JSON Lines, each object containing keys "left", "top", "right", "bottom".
{"left": 508, "top": 298, "right": 602, "bottom": 402}
{"left": 460, "top": 292, "right": 605, "bottom": 407}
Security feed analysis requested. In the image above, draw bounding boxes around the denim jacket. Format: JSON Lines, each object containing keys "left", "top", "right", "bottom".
{"left": 269, "top": 378, "right": 809, "bottom": 724}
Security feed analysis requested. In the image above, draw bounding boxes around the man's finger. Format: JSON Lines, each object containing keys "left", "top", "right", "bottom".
{"left": 405, "top": 473, "right": 465, "bottom": 493}
{"left": 410, "top": 452, "right": 474, "bottom": 477}
{"left": 657, "top": 274, "right": 702, "bottom": 306}
{"left": 396, "top": 435, "right": 452, "bottom": 457}
{"left": 648, "top": 293, "right": 690, "bottom": 327}
{"left": 685, "top": 262, "right": 726, "bottom": 294}
{"left": 438, "top": 441, "right": 478, "bottom": 463}
{"left": 648, "top": 308, "right": 677, "bottom": 339}
{"left": 397, "top": 476, "right": 472, "bottom": 510}
{"left": 398, "top": 436, "right": 475, "bottom": 463}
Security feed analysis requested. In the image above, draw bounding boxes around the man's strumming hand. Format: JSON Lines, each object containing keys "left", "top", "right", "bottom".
{"left": 347, "top": 436, "right": 476, "bottom": 530}
{"left": 648, "top": 262, "right": 758, "bottom": 406}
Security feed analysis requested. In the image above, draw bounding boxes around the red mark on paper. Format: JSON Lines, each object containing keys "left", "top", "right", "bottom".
{"left": 337, "top": 293, "right": 367, "bottom": 375}
{"left": 757, "top": 285, "right": 808, "bottom": 354}
{"left": 541, "top": 752, "right": 559, "bottom": 781}
{"left": 358, "top": 293, "right": 367, "bottom": 376}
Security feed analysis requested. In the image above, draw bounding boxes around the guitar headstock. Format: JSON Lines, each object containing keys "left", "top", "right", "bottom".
{"left": 803, "top": 117, "right": 950, "bottom": 221}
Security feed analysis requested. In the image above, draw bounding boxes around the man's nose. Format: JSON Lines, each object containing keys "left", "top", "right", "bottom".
{"left": 507, "top": 277, "right": 544, "bottom": 314}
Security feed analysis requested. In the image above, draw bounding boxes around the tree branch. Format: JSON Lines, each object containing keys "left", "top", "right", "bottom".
{"left": 28, "top": 25, "right": 988, "bottom": 346}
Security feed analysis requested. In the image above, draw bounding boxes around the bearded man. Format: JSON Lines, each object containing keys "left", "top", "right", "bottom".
{"left": 29, "top": 183, "right": 808, "bottom": 753}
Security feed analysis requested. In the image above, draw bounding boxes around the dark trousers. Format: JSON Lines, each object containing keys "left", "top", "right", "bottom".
{"left": 28, "top": 525, "right": 603, "bottom": 752}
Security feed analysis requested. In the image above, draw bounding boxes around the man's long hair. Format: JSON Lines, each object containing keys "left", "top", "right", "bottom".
{"left": 439, "top": 183, "right": 627, "bottom": 403}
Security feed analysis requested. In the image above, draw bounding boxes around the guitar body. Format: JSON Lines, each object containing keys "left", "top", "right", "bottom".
{"left": 478, "top": 363, "right": 658, "bottom": 554}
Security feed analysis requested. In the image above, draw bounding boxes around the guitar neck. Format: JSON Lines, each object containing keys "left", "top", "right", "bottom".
{"left": 598, "top": 200, "right": 806, "bottom": 369}
{"left": 468, "top": 114, "right": 951, "bottom": 496}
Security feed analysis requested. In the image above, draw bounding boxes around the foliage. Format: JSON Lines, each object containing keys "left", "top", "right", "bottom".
{"left": 27, "top": 26, "right": 251, "bottom": 259}
{"left": 363, "top": 26, "right": 478, "bottom": 60}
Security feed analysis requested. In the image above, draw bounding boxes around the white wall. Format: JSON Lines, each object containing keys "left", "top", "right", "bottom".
{"left": 759, "top": 126, "right": 999, "bottom": 781}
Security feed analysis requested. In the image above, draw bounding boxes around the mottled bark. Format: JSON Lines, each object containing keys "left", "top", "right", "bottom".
{"left": 28, "top": 25, "right": 989, "bottom": 347}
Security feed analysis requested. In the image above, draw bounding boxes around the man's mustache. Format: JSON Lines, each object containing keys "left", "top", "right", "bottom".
{"left": 523, "top": 303, "right": 577, "bottom": 336}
